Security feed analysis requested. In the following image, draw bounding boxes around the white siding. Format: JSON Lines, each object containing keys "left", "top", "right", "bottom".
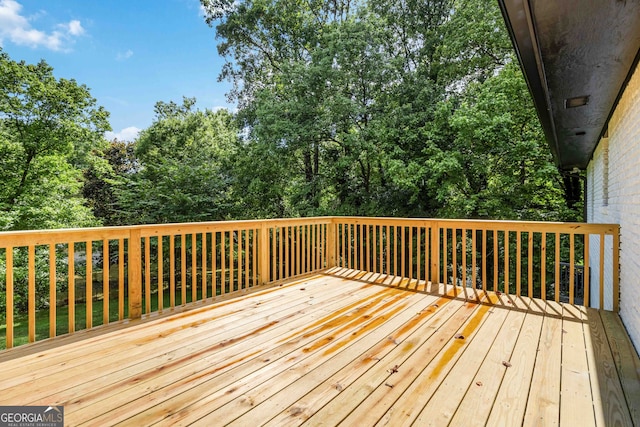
{"left": 587, "top": 62, "right": 640, "bottom": 352}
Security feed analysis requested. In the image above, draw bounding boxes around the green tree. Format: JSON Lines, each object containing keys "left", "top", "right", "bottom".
{"left": 117, "top": 98, "right": 238, "bottom": 224}
{"left": 0, "top": 49, "right": 110, "bottom": 230}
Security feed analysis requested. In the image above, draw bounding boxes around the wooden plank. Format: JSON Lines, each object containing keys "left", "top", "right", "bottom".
{"left": 0, "top": 273, "right": 331, "bottom": 372}
{"left": 217, "top": 291, "right": 435, "bottom": 426}
{"left": 486, "top": 305, "right": 544, "bottom": 426}
{"left": 559, "top": 304, "right": 596, "bottom": 427}
{"left": 583, "top": 308, "right": 633, "bottom": 426}
{"left": 522, "top": 301, "right": 562, "bottom": 427}
{"left": 265, "top": 296, "right": 466, "bottom": 426}
{"left": 451, "top": 308, "right": 527, "bottom": 427}
{"left": 0, "top": 275, "right": 350, "bottom": 391}
{"left": 600, "top": 311, "right": 640, "bottom": 425}
{"left": 70, "top": 282, "right": 418, "bottom": 425}
{"left": 413, "top": 301, "right": 513, "bottom": 426}
{"left": 329, "top": 296, "right": 493, "bottom": 426}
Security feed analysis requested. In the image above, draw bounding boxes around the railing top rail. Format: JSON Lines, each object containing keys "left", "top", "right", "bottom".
{"left": 0, "top": 217, "right": 334, "bottom": 248}
{"left": 330, "top": 216, "right": 619, "bottom": 234}
{"left": 0, "top": 216, "right": 620, "bottom": 248}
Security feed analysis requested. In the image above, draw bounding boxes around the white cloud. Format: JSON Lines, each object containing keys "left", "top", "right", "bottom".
{"left": 116, "top": 49, "right": 133, "bottom": 61}
{"left": 0, "top": 0, "right": 84, "bottom": 51}
{"left": 66, "top": 19, "right": 84, "bottom": 36}
{"left": 105, "top": 126, "right": 141, "bottom": 142}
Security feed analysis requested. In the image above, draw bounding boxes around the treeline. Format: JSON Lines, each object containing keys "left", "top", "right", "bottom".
{"left": 1, "top": 0, "right": 582, "bottom": 233}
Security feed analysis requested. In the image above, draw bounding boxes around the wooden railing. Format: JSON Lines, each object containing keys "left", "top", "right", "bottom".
{"left": 334, "top": 217, "right": 619, "bottom": 311}
{"left": 0, "top": 216, "right": 619, "bottom": 350}
{"left": 0, "top": 218, "right": 332, "bottom": 349}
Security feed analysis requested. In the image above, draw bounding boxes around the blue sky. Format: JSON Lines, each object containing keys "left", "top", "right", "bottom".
{"left": 0, "top": 0, "right": 233, "bottom": 141}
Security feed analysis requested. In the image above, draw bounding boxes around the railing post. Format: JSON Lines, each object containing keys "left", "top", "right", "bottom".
{"left": 259, "top": 222, "right": 271, "bottom": 285}
{"left": 326, "top": 219, "right": 337, "bottom": 268}
{"left": 430, "top": 221, "right": 440, "bottom": 285}
{"left": 613, "top": 225, "right": 620, "bottom": 312}
{"left": 128, "top": 228, "right": 142, "bottom": 320}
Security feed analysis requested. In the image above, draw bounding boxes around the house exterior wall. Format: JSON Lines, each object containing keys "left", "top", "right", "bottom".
{"left": 587, "top": 60, "right": 640, "bottom": 352}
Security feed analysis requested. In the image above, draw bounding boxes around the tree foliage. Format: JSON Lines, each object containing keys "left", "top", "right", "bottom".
{"left": 115, "top": 98, "right": 238, "bottom": 224}
{"left": 200, "top": 0, "right": 580, "bottom": 221}
{"left": 0, "top": 49, "right": 110, "bottom": 230}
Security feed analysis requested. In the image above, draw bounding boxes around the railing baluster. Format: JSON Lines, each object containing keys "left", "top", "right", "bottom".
{"left": 118, "top": 239, "right": 123, "bottom": 320}
{"left": 170, "top": 235, "right": 175, "bottom": 308}
{"left": 28, "top": 245, "right": 35, "bottom": 342}
{"left": 245, "top": 230, "right": 250, "bottom": 289}
{"left": 202, "top": 232, "right": 208, "bottom": 298}
{"left": 191, "top": 233, "right": 197, "bottom": 302}
{"left": 416, "top": 227, "right": 421, "bottom": 282}
{"left": 528, "top": 232, "right": 533, "bottom": 298}
{"left": 158, "top": 236, "right": 163, "bottom": 311}
{"left": 6, "top": 247, "right": 14, "bottom": 348}
{"left": 555, "top": 232, "right": 560, "bottom": 303}
{"left": 144, "top": 236, "right": 151, "bottom": 314}
{"left": 493, "top": 230, "right": 498, "bottom": 292}
{"left": 569, "top": 233, "right": 575, "bottom": 305}
{"left": 472, "top": 229, "right": 477, "bottom": 288}
{"left": 49, "top": 244, "right": 56, "bottom": 337}
{"left": 461, "top": 229, "right": 466, "bottom": 288}
{"left": 222, "top": 231, "right": 227, "bottom": 291}
{"left": 504, "top": 231, "right": 509, "bottom": 295}
{"left": 613, "top": 229, "right": 620, "bottom": 312}
{"left": 584, "top": 234, "right": 590, "bottom": 307}
{"left": 541, "top": 233, "right": 546, "bottom": 301}
{"left": 213, "top": 232, "right": 218, "bottom": 295}
{"left": 86, "top": 241, "right": 93, "bottom": 329}
{"left": 181, "top": 234, "right": 187, "bottom": 305}
{"left": 230, "top": 231, "right": 235, "bottom": 291}
{"left": 516, "top": 231, "right": 521, "bottom": 296}
{"left": 279, "top": 227, "right": 284, "bottom": 280}
{"left": 70, "top": 242, "right": 76, "bottom": 330}
{"left": 452, "top": 229, "right": 457, "bottom": 290}
{"left": 599, "top": 232, "right": 605, "bottom": 309}
{"left": 104, "top": 240, "right": 110, "bottom": 323}
{"left": 481, "top": 229, "right": 487, "bottom": 291}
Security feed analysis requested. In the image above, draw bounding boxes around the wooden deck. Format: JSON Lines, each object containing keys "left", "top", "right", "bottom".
{"left": 0, "top": 268, "right": 638, "bottom": 426}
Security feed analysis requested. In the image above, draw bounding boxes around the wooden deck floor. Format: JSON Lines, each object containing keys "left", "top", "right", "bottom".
{"left": 0, "top": 268, "right": 639, "bottom": 426}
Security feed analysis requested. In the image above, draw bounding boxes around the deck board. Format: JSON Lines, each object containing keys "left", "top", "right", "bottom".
{"left": 0, "top": 269, "right": 637, "bottom": 427}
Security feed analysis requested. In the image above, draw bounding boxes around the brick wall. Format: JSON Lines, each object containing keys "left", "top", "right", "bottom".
{"left": 587, "top": 61, "right": 640, "bottom": 353}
